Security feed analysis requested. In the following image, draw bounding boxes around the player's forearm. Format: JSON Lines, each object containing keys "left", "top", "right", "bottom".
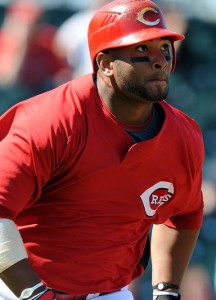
{"left": 151, "top": 224, "right": 199, "bottom": 287}
{"left": 0, "top": 259, "right": 44, "bottom": 297}
{"left": 0, "top": 218, "right": 45, "bottom": 298}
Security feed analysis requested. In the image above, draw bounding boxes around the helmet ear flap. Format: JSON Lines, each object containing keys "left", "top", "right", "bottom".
{"left": 171, "top": 43, "right": 176, "bottom": 73}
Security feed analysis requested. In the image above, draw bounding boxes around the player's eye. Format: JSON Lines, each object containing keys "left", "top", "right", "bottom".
{"left": 136, "top": 45, "right": 148, "bottom": 52}
{"left": 161, "top": 43, "right": 171, "bottom": 53}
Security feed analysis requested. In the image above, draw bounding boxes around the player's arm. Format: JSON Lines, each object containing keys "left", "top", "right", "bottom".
{"left": 0, "top": 219, "right": 69, "bottom": 300}
{"left": 1, "top": 260, "right": 67, "bottom": 300}
{"left": 1, "top": 260, "right": 69, "bottom": 300}
{"left": 0, "top": 218, "right": 47, "bottom": 298}
{"left": 151, "top": 223, "right": 199, "bottom": 299}
{"left": 1, "top": 259, "right": 46, "bottom": 297}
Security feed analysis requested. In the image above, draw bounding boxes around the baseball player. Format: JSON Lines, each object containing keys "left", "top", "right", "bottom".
{"left": 0, "top": 1, "right": 204, "bottom": 300}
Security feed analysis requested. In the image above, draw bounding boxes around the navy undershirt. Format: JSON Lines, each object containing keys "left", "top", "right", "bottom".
{"left": 125, "top": 103, "right": 165, "bottom": 143}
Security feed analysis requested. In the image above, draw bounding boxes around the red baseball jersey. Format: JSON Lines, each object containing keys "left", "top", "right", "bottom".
{"left": 0, "top": 74, "right": 204, "bottom": 294}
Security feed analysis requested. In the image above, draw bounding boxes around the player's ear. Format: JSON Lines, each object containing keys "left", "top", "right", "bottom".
{"left": 96, "top": 52, "right": 113, "bottom": 76}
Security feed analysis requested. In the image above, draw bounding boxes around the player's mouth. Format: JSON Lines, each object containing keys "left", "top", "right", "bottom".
{"left": 147, "top": 74, "right": 168, "bottom": 86}
{"left": 149, "top": 76, "right": 168, "bottom": 81}
{"left": 148, "top": 78, "right": 168, "bottom": 87}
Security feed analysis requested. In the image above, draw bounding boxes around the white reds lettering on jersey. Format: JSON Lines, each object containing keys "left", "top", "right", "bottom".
{"left": 140, "top": 181, "right": 174, "bottom": 217}
{"left": 137, "top": 7, "right": 161, "bottom": 26}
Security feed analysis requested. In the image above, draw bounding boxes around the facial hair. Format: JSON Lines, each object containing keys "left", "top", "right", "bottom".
{"left": 124, "top": 78, "right": 169, "bottom": 102}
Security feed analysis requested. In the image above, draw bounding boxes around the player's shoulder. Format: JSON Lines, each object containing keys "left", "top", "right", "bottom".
{"left": 162, "top": 101, "right": 204, "bottom": 155}
{"left": 162, "top": 100, "right": 202, "bottom": 136}
{"left": 17, "top": 74, "right": 94, "bottom": 116}
{"left": 71, "top": 74, "right": 97, "bottom": 99}
{"left": 0, "top": 74, "right": 96, "bottom": 137}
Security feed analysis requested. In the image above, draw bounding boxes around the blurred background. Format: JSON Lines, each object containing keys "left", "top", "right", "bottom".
{"left": 0, "top": 0, "right": 216, "bottom": 299}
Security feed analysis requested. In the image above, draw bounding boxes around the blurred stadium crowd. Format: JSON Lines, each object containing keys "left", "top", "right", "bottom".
{"left": 0, "top": 0, "right": 216, "bottom": 299}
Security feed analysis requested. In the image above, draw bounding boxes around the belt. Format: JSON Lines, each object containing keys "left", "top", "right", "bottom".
{"left": 54, "top": 290, "right": 119, "bottom": 300}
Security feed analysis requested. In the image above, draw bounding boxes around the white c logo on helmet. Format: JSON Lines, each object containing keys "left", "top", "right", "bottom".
{"left": 137, "top": 7, "right": 160, "bottom": 26}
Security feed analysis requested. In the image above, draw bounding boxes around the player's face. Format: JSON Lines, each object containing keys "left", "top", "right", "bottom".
{"left": 107, "top": 38, "right": 173, "bottom": 103}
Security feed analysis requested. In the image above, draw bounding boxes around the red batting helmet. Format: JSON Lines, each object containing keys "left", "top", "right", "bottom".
{"left": 88, "top": 0, "right": 185, "bottom": 73}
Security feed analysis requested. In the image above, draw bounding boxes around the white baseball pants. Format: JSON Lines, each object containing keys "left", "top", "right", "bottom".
{"left": 0, "top": 280, "right": 134, "bottom": 300}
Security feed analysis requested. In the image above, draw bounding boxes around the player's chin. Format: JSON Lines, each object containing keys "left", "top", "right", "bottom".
{"left": 150, "top": 86, "right": 169, "bottom": 102}
{"left": 145, "top": 91, "right": 168, "bottom": 103}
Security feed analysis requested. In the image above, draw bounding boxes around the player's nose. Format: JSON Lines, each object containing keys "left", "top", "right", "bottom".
{"left": 151, "top": 51, "right": 169, "bottom": 70}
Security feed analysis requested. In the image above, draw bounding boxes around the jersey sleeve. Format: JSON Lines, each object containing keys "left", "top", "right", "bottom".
{"left": 0, "top": 83, "right": 83, "bottom": 219}
{"left": 0, "top": 104, "right": 35, "bottom": 217}
{"left": 164, "top": 118, "right": 205, "bottom": 230}
{"left": 165, "top": 184, "right": 204, "bottom": 230}
{"left": 0, "top": 102, "right": 54, "bottom": 218}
